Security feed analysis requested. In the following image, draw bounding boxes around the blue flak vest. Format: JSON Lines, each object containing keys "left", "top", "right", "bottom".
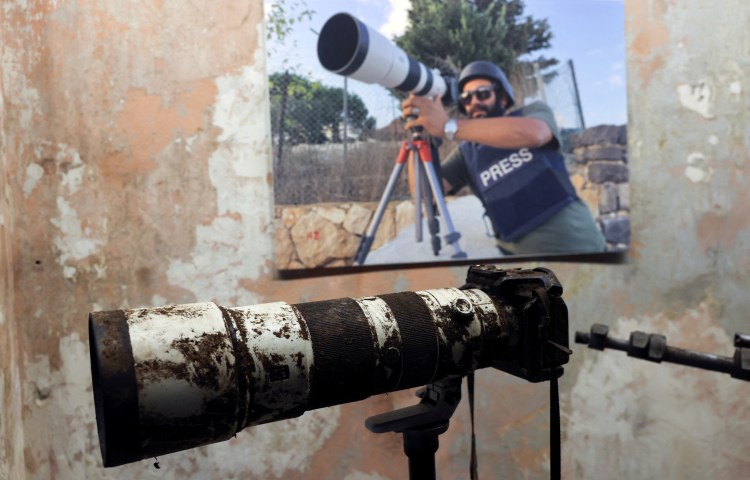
{"left": 460, "top": 123, "right": 578, "bottom": 242}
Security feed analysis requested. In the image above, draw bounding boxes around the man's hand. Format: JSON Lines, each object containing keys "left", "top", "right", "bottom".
{"left": 402, "top": 93, "right": 554, "bottom": 150}
{"left": 401, "top": 94, "right": 450, "bottom": 138}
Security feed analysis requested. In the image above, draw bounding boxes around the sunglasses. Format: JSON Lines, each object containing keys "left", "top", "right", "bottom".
{"left": 459, "top": 86, "right": 496, "bottom": 106}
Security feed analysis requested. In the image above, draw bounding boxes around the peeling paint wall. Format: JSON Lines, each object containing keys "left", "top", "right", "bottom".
{"left": 1, "top": 9, "right": 26, "bottom": 475}
{"left": 2, "top": 0, "right": 750, "bottom": 478}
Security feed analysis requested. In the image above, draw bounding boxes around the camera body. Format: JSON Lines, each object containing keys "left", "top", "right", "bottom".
{"left": 464, "top": 265, "right": 570, "bottom": 383}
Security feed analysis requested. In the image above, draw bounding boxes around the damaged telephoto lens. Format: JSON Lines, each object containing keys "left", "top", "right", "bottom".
{"left": 90, "top": 287, "right": 516, "bottom": 467}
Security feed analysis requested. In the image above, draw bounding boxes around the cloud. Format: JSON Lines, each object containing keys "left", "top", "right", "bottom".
{"left": 609, "top": 62, "right": 625, "bottom": 87}
{"left": 380, "top": 0, "right": 411, "bottom": 38}
{"left": 609, "top": 73, "right": 624, "bottom": 87}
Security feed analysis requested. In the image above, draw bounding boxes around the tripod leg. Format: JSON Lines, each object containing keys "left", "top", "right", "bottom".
{"left": 354, "top": 161, "right": 405, "bottom": 265}
{"left": 413, "top": 151, "right": 423, "bottom": 243}
{"left": 422, "top": 161, "right": 467, "bottom": 259}
{"left": 403, "top": 429, "right": 440, "bottom": 480}
{"left": 418, "top": 160, "right": 441, "bottom": 256}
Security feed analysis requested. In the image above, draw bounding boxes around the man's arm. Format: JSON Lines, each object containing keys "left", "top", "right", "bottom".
{"left": 402, "top": 94, "right": 554, "bottom": 150}
{"left": 448, "top": 116, "right": 552, "bottom": 149}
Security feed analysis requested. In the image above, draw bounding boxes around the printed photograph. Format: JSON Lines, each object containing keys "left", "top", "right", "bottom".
{"left": 267, "top": 0, "right": 629, "bottom": 271}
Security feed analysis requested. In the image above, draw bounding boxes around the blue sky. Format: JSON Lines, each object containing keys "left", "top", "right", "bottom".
{"left": 266, "top": 0, "right": 627, "bottom": 128}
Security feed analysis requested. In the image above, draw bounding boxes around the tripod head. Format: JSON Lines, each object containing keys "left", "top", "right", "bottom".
{"left": 365, "top": 377, "right": 462, "bottom": 480}
{"left": 402, "top": 113, "right": 427, "bottom": 141}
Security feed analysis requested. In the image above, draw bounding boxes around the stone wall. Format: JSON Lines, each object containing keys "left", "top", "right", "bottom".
{"left": 568, "top": 125, "right": 630, "bottom": 249}
{"left": 275, "top": 200, "right": 417, "bottom": 270}
{"left": 275, "top": 124, "right": 630, "bottom": 269}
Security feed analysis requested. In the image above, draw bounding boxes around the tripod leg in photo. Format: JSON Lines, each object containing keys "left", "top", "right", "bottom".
{"left": 412, "top": 150, "right": 424, "bottom": 243}
{"left": 354, "top": 147, "right": 408, "bottom": 266}
{"left": 418, "top": 160, "right": 441, "bottom": 256}
{"left": 422, "top": 160, "right": 467, "bottom": 259}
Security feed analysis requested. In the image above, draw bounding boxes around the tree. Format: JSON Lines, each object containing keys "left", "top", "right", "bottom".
{"left": 269, "top": 72, "right": 376, "bottom": 150}
{"left": 395, "top": 0, "right": 557, "bottom": 99}
{"left": 266, "top": 0, "right": 314, "bottom": 44}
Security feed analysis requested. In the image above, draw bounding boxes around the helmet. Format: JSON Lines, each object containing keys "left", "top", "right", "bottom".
{"left": 457, "top": 60, "right": 515, "bottom": 113}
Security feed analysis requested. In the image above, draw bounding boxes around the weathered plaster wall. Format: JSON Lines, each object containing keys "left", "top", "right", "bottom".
{"left": 1, "top": 14, "right": 26, "bottom": 475}
{"left": 1, "top": 0, "right": 750, "bottom": 479}
{"left": 561, "top": 2, "right": 750, "bottom": 477}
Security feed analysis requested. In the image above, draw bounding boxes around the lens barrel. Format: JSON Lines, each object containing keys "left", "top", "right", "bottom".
{"left": 317, "top": 12, "right": 447, "bottom": 98}
{"left": 89, "top": 288, "right": 511, "bottom": 467}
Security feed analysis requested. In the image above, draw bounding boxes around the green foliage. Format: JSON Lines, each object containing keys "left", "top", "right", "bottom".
{"left": 395, "top": 0, "right": 557, "bottom": 76}
{"left": 265, "top": 0, "right": 314, "bottom": 43}
{"left": 269, "top": 72, "right": 376, "bottom": 146}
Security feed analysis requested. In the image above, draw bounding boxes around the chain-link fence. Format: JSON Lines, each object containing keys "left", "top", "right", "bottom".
{"left": 270, "top": 61, "right": 584, "bottom": 205}
{"left": 512, "top": 59, "right": 586, "bottom": 152}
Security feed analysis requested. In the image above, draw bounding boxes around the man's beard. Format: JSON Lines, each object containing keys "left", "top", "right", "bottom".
{"left": 468, "top": 101, "right": 505, "bottom": 118}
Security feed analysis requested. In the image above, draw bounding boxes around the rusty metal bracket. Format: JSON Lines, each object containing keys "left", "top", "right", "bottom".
{"left": 575, "top": 324, "right": 750, "bottom": 381}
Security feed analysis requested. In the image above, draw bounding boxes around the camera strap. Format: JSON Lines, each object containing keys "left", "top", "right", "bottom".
{"left": 468, "top": 372, "right": 478, "bottom": 480}
{"left": 461, "top": 266, "right": 568, "bottom": 479}
{"left": 550, "top": 372, "right": 561, "bottom": 480}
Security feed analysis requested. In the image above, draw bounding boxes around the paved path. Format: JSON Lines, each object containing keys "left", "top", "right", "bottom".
{"left": 365, "top": 195, "right": 504, "bottom": 266}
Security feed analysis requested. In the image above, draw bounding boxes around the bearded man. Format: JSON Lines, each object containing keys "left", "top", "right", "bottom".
{"left": 402, "top": 60, "right": 606, "bottom": 255}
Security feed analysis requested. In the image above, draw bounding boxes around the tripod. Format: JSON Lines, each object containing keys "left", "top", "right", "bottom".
{"left": 353, "top": 129, "right": 467, "bottom": 265}
{"left": 365, "top": 377, "right": 463, "bottom": 480}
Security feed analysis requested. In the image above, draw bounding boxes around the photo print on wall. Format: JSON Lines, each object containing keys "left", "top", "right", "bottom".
{"left": 267, "top": 0, "right": 629, "bottom": 272}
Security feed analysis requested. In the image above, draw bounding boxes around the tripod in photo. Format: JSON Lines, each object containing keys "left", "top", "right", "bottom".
{"left": 353, "top": 128, "right": 467, "bottom": 265}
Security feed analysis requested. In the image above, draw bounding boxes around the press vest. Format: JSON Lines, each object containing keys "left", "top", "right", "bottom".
{"left": 459, "top": 117, "right": 578, "bottom": 241}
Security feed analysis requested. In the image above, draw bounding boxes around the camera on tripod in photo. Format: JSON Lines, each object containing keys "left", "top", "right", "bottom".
{"left": 317, "top": 13, "right": 466, "bottom": 264}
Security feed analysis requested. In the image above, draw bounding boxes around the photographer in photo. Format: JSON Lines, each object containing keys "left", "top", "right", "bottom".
{"left": 402, "top": 60, "right": 607, "bottom": 255}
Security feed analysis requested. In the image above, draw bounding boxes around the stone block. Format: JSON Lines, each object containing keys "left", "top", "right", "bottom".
{"left": 313, "top": 205, "right": 346, "bottom": 225}
{"left": 619, "top": 126, "right": 628, "bottom": 146}
{"left": 569, "top": 125, "right": 626, "bottom": 148}
{"left": 343, "top": 203, "right": 373, "bottom": 235}
{"left": 584, "top": 145, "right": 625, "bottom": 162}
{"left": 569, "top": 173, "right": 596, "bottom": 213}
{"left": 290, "top": 211, "right": 359, "bottom": 268}
{"left": 287, "top": 259, "right": 306, "bottom": 270}
{"left": 599, "top": 182, "right": 619, "bottom": 214}
{"left": 279, "top": 205, "right": 308, "bottom": 229}
{"left": 580, "top": 187, "right": 600, "bottom": 217}
{"left": 570, "top": 173, "right": 586, "bottom": 192}
{"left": 600, "top": 215, "right": 630, "bottom": 245}
{"left": 588, "top": 162, "right": 629, "bottom": 183}
{"left": 273, "top": 223, "right": 295, "bottom": 270}
{"left": 619, "top": 184, "right": 630, "bottom": 211}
